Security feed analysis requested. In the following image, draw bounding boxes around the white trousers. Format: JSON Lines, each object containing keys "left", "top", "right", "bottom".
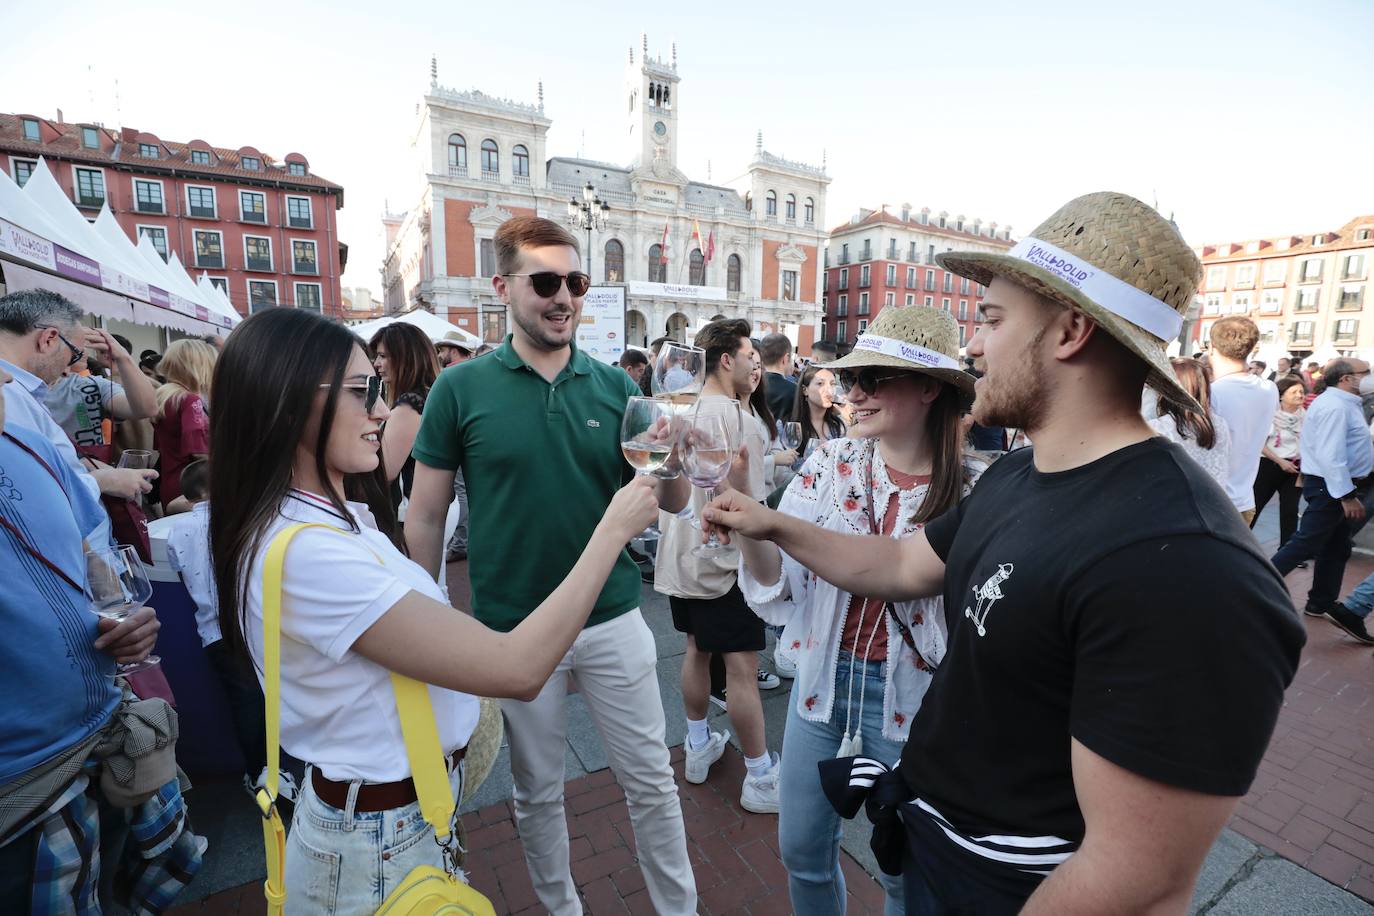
{"left": 500, "top": 608, "right": 696, "bottom": 915}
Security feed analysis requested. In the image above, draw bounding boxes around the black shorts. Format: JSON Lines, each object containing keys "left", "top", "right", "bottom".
{"left": 670, "top": 584, "right": 766, "bottom": 654}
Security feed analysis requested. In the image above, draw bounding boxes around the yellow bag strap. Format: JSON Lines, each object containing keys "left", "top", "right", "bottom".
{"left": 258, "top": 522, "right": 459, "bottom": 915}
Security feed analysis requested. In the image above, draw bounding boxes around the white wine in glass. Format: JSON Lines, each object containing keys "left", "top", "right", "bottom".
{"left": 84, "top": 544, "right": 160, "bottom": 676}
{"left": 621, "top": 396, "right": 678, "bottom": 537}
{"left": 621, "top": 396, "right": 676, "bottom": 475}
{"left": 653, "top": 343, "right": 706, "bottom": 403}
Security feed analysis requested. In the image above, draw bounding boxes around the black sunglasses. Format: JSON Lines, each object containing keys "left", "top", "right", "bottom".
{"left": 321, "top": 376, "right": 385, "bottom": 413}
{"left": 504, "top": 271, "right": 591, "bottom": 298}
{"left": 36, "top": 324, "right": 85, "bottom": 367}
{"left": 835, "top": 368, "right": 914, "bottom": 398}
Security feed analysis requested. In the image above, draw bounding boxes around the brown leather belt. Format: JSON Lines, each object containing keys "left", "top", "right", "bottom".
{"left": 310, "top": 746, "right": 466, "bottom": 813}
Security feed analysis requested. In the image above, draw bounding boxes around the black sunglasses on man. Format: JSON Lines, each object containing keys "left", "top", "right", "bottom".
{"left": 502, "top": 271, "right": 592, "bottom": 298}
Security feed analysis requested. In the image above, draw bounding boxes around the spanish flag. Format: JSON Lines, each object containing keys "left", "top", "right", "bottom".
{"left": 691, "top": 220, "right": 704, "bottom": 257}
{"left": 659, "top": 223, "right": 670, "bottom": 263}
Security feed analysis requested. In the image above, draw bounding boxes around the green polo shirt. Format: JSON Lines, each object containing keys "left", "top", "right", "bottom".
{"left": 412, "top": 336, "right": 642, "bottom": 632}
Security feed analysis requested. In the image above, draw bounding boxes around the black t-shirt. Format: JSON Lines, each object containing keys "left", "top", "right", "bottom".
{"left": 903, "top": 438, "right": 1304, "bottom": 891}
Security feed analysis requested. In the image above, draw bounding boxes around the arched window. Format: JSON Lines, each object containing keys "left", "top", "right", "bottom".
{"left": 480, "top": 139, "right": 499, "bottom": 175}
{"left": 447, "top": 134, "right": 466, "bottom": 172}
{"left": 648, "top": 244, "right": 666, "bottom": 283}
{"left": 604, "top": 239, "right": 624, "bottom": 283}
{"left": 766, "top": 190, "right": 777, "bottom": 217}
{"left": 512, "top": 144, "right": 529, "bottom": 178}
{"left": 804, "top": 197, "right": 815, "bottom": 224}
{"left": 689, "top": 248, "right": 705, "bottom": 286}
{"left": 727, "top": 254, "right": 742, "bottom": 293}
{"left": 785, "top": 193, "right": 796, "bottom": 221}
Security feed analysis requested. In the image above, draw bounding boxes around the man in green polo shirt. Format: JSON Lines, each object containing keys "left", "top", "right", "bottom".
{"left": 407, "top": 216, "right": 695, "bottom": 915}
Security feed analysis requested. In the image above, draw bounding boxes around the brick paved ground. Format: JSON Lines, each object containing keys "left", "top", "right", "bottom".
{"left": 166, "top": 745, "right": 885, "bottom": 915}
{"left": 1231, "top": 550, "right": 1374, "bottom": 901}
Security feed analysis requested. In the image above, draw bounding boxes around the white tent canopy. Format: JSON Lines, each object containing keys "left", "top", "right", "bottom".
{"left": 0, "top": 158, "right": 235, "bottom": 335}
{"left": 350, "top": 308, "right": 480, "bottom": 347}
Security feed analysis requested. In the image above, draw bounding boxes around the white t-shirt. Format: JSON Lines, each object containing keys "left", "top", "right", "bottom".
{"left": 1210, "top": 373, "right": 1279, "bottom": 512}
{"left": 242, "top": 489, "right": 479, "bottom": 782}
{"left": 164, "top": 502, "right": 220, "bottom": 647}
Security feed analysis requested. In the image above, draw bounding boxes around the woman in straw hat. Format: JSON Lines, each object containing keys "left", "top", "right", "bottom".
{"left": 728, "top": 306, "right": 983, "bottom": 914}
{"left": 704, "top": 192, "right": 1304, "bottom": 913}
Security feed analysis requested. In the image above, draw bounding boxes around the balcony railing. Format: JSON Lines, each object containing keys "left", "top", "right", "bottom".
{"left": 75, "top": 193, "right": 104, "bottom": 209}
{"left": 835, "top": 305, "right": 848, "bottom": 317}
{"left": 135, "top": 200, "right": 164, "bottom": 215}
{"left": 837, "top": 255, "right": 851, "bottom": 265}
{"left": 246, "top": 256, "right": 272, "bottom": 272}
{"left": 242, "top": 210, "right": 267, "bottom": 224}
{"left": 1289, "top": 334, "right": 1315, "bottom": 346}
{"left": 481, "top": 168, "right": 499, "bottom": 181}
{"left": 196, "top": 255, "right": 224, "bottom": 270}
{"left": 1338, "top": 294, "right": 1364, "bottom": 311}
{"left": 188, "top": 204, "right": 215, "bottom": 219}
{"left": 293, "top": 259, "right": 319, "bottom": 275}
{"left": 513, "top": 174, "right": 531, "bottom": 187}
{"left": 448, "top": 165, "right": 468, "bottom": 178}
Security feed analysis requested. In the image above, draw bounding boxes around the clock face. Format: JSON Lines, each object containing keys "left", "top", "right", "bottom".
{"left": 653, "top": 121, "right": 667, "bottom": 137}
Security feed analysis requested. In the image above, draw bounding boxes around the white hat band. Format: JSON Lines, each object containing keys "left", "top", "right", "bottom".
{"left": 1008, "top": 236, "right": 1184, "bottom": 341}
{"left": 851, "top": 334, "right": 962, "bottom": 370}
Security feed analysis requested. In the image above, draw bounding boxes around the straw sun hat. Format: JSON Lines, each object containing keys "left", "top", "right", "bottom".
{"left": 822, "top": 304, "right": 974, "bottom": 396}
{"left": 935, "top": 191, "right": 1204, "bottom": 412}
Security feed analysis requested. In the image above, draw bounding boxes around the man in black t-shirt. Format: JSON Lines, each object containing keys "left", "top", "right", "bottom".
{"left": 704, "top": 192, "right": 1305, "bottom": 914}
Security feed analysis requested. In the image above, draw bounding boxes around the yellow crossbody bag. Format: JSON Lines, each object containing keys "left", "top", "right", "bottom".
{"left": 256, "top": 522, "right": 496, "bottom": 916}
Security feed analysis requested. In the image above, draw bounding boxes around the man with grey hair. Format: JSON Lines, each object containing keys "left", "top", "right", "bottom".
{"left": 0, "top": 290, "right": 156, "bottom": 522}
{"left": 1271, "top": 358, "right": 1374, "bottom": 621}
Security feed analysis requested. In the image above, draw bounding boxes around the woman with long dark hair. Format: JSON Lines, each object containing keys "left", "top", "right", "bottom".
{"left": 725, "top": 309, "right": 982, "bottom": 913}
{"left": 790, "top": 364, "right": 845, "bottom": 466}
{"left": 368, "top": 322, "right": 440, "bottom": 512}
{"left": 1148, "top": 356, "right": 1232, "bottom": 488}
{"left": 208, "top": 308, "right": 658, "bottom": 913}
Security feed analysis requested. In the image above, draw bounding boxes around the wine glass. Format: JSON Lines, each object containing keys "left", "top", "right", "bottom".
{"left": 683, "top": 400, "right": 743, "bottom": 557}
{"left": 117, "top": 450, "right": 155, "bottom": 508}
{"left": 781, "top": 421, "right": 802, "bottom": 451}
{"left": 653, "top": 343, "right": 706, "bottom": 405}
{"left": 621, "top": 396, "right": 678, "bottom": 538}
{"left": 85, "top": 544, "right": 160, "bottom": 676}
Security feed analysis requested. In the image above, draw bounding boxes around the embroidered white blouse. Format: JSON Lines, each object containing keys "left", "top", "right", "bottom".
{"left": 737, "top": 437, "right": 984, "bottom": 741}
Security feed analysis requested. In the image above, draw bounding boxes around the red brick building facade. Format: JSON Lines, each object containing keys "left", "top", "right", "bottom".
{"left": 823, "top": 205, "right": 1014, "bottom": 349}
{"left": 0, "top": 112, "right": 345, "bottom": 317}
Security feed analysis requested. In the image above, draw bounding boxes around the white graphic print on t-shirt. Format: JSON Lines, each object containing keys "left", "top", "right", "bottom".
{"left": 965, "top": 563, "right": 1014, "bottom": 637}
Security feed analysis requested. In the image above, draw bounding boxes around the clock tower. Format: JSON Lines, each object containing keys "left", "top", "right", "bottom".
{"left": 626, "top": 35, "right": 679, "bottom": 171}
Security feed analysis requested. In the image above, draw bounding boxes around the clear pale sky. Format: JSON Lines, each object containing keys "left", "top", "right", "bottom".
{"left": 4, "top": 0, "right": 1370, "bottom": 295}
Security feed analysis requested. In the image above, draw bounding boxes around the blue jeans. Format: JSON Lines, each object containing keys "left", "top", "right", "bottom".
{"left": 1343, "top": 569, "right": 1374, "bottom": 618}
{"left": 1271, "top": 475, "right": 1361, "bottom": 609}
{"left": 779, "top": 652, "right": 906, "bottom": 915}
{"left": 284, "top": 763, "right": 465, "bottom": 914}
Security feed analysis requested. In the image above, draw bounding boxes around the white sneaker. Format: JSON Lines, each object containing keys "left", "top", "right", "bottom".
{"left": 757, "top": 667, "right": 781, "bottom": 690}
{"left": 773, "top": 646, "right": 797, "bottom": 679}
{"left": 741, "top": 753, "right": 781, "bottom": 814}
{"left": 685, "top": 730, "right": 729, "bottom": 784}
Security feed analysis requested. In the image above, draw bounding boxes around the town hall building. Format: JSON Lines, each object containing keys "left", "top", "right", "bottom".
{"left": 381, "top": 37, "right": 829, "bottom": 351}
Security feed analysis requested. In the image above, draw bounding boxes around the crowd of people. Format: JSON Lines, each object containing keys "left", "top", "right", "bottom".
{"left": 0, "top": 194, "right": 1346, "bottom": 915}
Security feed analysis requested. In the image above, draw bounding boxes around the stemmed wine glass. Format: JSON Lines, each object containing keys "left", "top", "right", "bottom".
{"left": 85, "top": 544, "right": 160, "bottom": 676}
{"left": 621, "top": 396, "right": 678, "bottom": 538}
{"left": 117, "top": 450, "right": 155, "bottom": 508}
{"left": 652, "top": 343, "right": 706, "bottom": 405}
{"left": 683, "top": 399, "right": 743, "bottom": 557}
